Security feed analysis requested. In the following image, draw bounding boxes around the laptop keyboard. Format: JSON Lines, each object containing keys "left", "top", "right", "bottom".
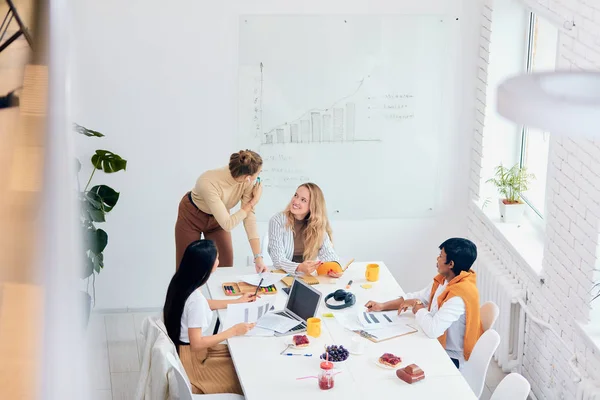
{"left": 274, "top": 311, "right": 304, "bottom": 331}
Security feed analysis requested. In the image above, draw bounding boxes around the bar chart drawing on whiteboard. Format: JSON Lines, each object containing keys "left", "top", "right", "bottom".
{"left": 252, "top": 63, "right": 382, "bottom": 146}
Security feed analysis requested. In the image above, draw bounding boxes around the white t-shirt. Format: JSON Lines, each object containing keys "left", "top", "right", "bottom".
{"left": 180, "top": 289, "right": 213, "bottom": 343}
{"left": 405, "top": 281, "right": 467, "bottom": 364}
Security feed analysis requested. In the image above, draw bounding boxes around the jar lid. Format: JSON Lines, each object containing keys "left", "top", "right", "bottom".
{"left": 320, "top": 361, "right": 334, "bottom": 370}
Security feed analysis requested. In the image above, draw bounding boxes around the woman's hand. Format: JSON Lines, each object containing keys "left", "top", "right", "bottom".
{"left": 397, "top": 298, "right": 419, "bottom": 314}
{"left": 364, "top": 300, "right": 384, "bottom": 312}
{"left": 236, "top": 293, "right": 259, "bottom": 303}
{"left": 296, "top": 260, "right": 321, "bottom": 275}
{"left": 232, "top": 322, "right": 256, "bottom": 336}
{"left": 254, "top": 257, "right": 268, "bottom": 273}
{"left": 327, "top": 271, "right": 343, "bottom": 278}
{"left": 251, "top": 181, "right": 263, "bottom": 205}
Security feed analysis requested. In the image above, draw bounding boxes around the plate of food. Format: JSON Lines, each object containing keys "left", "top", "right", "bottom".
{"left": 375, "top": 353, "right": 403, "bottom": 370}
{"left": 290, "top": 334, "right": 311, "bottom": 349}
{"left": 320, "top": 345, "right": 350, "bottom": 368}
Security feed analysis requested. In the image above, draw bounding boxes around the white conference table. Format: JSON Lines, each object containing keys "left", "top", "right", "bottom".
{"left": 206, "top": 262, "right": 477, "bottom": 399}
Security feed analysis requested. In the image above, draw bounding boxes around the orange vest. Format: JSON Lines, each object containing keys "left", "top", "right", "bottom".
{"left": 428, "top": 270, "right": 483, "bottom": 361}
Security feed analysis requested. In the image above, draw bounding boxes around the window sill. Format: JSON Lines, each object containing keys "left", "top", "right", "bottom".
{"left": 471, "top": 199, "right": 545, "bottom": 279}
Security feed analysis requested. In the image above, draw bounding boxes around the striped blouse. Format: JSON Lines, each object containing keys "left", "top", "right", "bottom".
{"left": 267, "top": 212, "right": 339, "bottom": 274}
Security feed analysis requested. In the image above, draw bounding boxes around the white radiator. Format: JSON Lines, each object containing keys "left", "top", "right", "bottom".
{"left": 475, "top": 249, "right": 526, "bottom": 372}
{"left": 577, "top": 379, "right": 600, "bottom": 400}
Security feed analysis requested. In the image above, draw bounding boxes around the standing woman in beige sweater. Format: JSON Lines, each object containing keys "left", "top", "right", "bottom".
{"left": 175, "top": 150, "right": 267, "bottom": 273}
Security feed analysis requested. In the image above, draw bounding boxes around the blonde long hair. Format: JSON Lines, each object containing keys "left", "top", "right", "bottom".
{"left": 284, "top": 183, "right": 333, "bottom": 261}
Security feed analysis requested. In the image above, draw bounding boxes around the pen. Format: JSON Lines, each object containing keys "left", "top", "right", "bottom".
{"left": 346, "top": 280, "right": 353, "bottom": 289}
{"left": 342, "top": 258, "right": 355, "bottom": 272}
{"left": 254, "top": 278, "right": 264, "bottom": 297}
{"left": 284, "top": 353, "right": 312, "bottom": 357}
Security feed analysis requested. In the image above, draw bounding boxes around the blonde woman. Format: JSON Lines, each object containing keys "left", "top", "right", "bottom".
{"left": 268, "top": 183, "right": 339, "bottom": 275}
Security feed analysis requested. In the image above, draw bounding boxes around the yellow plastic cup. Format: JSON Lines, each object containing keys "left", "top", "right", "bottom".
{"left": 365, "top": 263, "right": 380, "bottom": 282}
{"left": 307, "top": 317, "right": 322, "bottom": 338}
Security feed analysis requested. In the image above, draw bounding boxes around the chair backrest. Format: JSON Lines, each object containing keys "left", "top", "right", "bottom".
{"left": 480, "top": 301, "right": 500, "bottom": 331}
{"left": 166, "top": 352, "right": 193, "bottom": 400}
{"left": 461, "top": 329, "right": 501, "bottom": 398}
{"left": 490, "top": 373, "right": 531, "bottom": 400}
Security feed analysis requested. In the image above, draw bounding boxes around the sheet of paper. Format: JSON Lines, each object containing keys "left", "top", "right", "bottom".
{"left": 255, "top": 313, "right": 301, "bottom": 333}
{"left": 358, "top": 310, "right": 411, "bottom": 330}
{"left": 246, "top": 326, "right": 275, "bottom": 337}
{"left": 223, "top": 297, "right": 276, "bottom": 331}
{"left": 360, "top": 324, "right": 417, "bottom": 341}
{"left": 239, "top": 272, "right": 284, "bottom": 287}
{"left": 333, "top": 312, "right": 364, "bottom": 331}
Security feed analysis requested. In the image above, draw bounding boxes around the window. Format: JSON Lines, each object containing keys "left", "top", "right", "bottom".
{"left": 517, "top": 13, "right": 558, "bottom": 217}
{"left": 481, "top": 6, "right": 558, "bottom": 220}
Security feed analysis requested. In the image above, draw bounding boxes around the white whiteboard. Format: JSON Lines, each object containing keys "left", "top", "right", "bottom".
{"left": 237, "top": 15, "right": 455, "bottom": 220}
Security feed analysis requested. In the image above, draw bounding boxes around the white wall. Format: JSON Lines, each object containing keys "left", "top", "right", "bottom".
{"left": 70, "top": 0, "right": 481, "bottom": 310}
{"left": 470, "top": 0, "right": 600, "bottom": 398}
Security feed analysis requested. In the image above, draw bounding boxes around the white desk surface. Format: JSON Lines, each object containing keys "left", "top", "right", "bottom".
{"left": 206, "top": 262, "right": 477, "bottom": 399}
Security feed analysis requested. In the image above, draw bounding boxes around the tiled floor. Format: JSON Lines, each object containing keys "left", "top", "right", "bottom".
{"left": 87, "top": 310, "right": 508, "bottom": 399}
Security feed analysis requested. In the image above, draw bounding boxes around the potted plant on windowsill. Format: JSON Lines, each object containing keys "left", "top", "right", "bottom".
{"left": 486, "top": 164, "right": 535, "bottom": 223}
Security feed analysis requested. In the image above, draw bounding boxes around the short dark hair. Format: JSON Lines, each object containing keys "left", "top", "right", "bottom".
{"left": 439, "top": 238, "right": 477, "bottom": 275}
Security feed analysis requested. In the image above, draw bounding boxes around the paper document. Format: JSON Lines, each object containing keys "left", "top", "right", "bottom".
{"left": 357, "top": 325, "right": 417, "bottom": 341}
{"left": 358, "top": 310, "right": 411, "bottom": 330}
{"left": 223, "top": 297, "right": 276, "bottom": 332}
{"left": 256, "top": 313, "right": 301, "bottom": 334}
{"left": 334, "top": 312, "right": 364, "bottom": 331}
{"left": 239, "top": 272, "right": 284, "bottom": 287}
{"left": 246, "top": 326, "right": 275, "bottom": 337}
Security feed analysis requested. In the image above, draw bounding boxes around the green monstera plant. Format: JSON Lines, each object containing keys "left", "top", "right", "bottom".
{"left": 76, "top": 124, "right": 127, "bottom": 304}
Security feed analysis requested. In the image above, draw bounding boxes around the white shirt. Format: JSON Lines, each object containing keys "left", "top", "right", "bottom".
{"left": 267, "top": 212, "right": 339, "bottom": 274}
{"left": 405, "top": 281, "right": 466, "bottom": 364}
{"left": 180, "top": 289, "right": 213, "bottom": 343}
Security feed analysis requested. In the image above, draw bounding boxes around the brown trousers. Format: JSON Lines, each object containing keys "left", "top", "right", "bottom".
{"left": 178, "top": 344, "right": 243, "bottom": 395}
{"left": 175, "top": 192, "right": 233, "bottom": 269}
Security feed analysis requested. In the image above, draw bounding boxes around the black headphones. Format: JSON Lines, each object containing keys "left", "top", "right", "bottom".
{"left": 325, "top": 289, "right": 356, "bottom": 310}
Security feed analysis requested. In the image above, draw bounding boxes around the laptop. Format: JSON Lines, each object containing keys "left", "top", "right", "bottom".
{"left": 261, "top": 278, "right": 322, "bottom": 337}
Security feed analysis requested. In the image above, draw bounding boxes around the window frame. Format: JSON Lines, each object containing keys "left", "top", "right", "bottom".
{"left": 517, "top": 12, "right": 553, "bottom": 220}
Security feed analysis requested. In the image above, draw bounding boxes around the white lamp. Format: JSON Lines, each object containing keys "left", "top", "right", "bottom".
{"left": 497, "top": 71, "right": 600, "bottom": 138}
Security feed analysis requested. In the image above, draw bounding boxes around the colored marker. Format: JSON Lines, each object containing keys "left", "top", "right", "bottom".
{"left": 346, "top": 280, "right": 353, "bottom": 289}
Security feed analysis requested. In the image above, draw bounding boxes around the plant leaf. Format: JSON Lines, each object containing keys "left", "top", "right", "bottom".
{"left": 91, "top": 150, "right": 127, "bottom": 173}
{"left": 92, "top": 252, "right": 104, "bottom": 273}
{"left": 85, "top": 227, "right": 108, "bottom": 254}
{"left": 82, "top": 255, "right": 94, "bottom": 278}
{"left": 89, "top": 185, "right": 120, "bottom": 212}
{"left": 75, "top": 123, "right": 105, "bottom": 137}
{"left": 76, "top": 158, "right": 81, "bottom": 173}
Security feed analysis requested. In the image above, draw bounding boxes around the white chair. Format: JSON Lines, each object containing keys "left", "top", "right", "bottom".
{"left": 461, "top": 329, "right": 501, "bottom": 398}
{"left": 165, "top": 352, "right": 245, "bottom": 400}
{"left": 480, "top": 301, "right": 499, "bottom": 331}
{"left": 490, "top": 373, "right": 531, "bottom": 400}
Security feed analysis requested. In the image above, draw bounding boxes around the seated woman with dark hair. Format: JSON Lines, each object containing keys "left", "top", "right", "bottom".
{"left": 163, "top": 240, "right": 256, "bottom": 395}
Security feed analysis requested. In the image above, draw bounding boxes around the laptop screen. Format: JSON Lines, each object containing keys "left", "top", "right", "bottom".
{"left": 286, "top": 279, "right": 321, "bottom": 322}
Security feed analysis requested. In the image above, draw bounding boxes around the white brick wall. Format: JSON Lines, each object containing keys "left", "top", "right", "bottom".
{"left": 469, "top": 0, "right": 600, "bottom": 398}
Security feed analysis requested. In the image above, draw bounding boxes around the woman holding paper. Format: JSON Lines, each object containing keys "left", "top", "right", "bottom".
{"left": 163, "top": 240, "right": 256, "bottom": 395}
{"left": 268, "top": 182, "right": 341, "bottom": 275}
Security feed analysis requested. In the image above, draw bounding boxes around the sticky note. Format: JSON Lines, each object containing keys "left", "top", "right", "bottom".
{"left": 361, "top": 284, "right": 373, "bottom": 289}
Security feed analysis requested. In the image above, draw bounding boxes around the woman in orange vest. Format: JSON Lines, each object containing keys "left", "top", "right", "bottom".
{"left": 365, "top": 238, "right": 482, "bottom": 369}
